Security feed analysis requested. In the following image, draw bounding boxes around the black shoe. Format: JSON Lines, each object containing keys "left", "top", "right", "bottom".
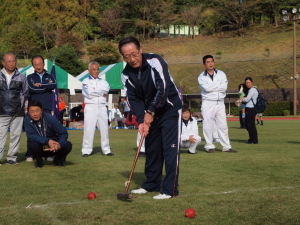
{"left": 138, "top": 152, "right": 146, "bottom": 157}
{"left": 188, "top": 150, "right": 195, "bottom": 154}
{"left": 104, "top": 153, "right": 114, "bottom": 156}
{"left": 53, "top": 159, "right": 66, "bottom": 167}
{"left": 207, "top": 149, "right": 215, "bottom": 153}
{"left": 247, "top": 142, "right": 258, "bottom": 144}
{"left": 223, "top": 149, "right": 237, "bottom": 153}
{"left": 82, "top": 154, "right": 90, "bottom": 157}
{"left": 6, "top": 160, "right": 18, "bottom": 165}
{"left": 35, "top": 164, "right": 44, "bottom": 168}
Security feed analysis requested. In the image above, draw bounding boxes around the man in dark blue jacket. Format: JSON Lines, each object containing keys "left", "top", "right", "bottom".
{"left": 119, "top": 36, "right": 182, "bottom": 200}
{"left": 25, "top": 55, "right": 57, "bottom": 161}
{"left": 24, "top": 100, "right": 72, "bottom": 168}
{"left": 27, "top": 55, "right": 57, "bottom": 114}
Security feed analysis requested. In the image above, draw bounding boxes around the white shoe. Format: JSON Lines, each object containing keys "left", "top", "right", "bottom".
{"left": 213, "top": 138, "right": 220, "bottom": 143}
{"left": 131, "top": 188, "right": 147, "bottom": 194}
{"left": 26, "top": 157, "right": 33, "bottom": 162}
{"left": 46, "top": 157, "right": 54, "bottom": 162}
{"left": 153, "top": 193, "right": 172, "bottom": 199}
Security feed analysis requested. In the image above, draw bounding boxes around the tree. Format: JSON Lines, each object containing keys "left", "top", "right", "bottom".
{"left": 47, "top": 45, "right": 85, "bottom": 75}
{"left": 99, "top": 8, "right": 128, "bottom": 41}
{"left": 181, "top": 5, "right": 204, "bottom": 39}
{"left": 259, "top": 0, "right": 298, "bottom": 27}
{"left": 5, "top": 23, "right": 43, "bottom": 59}
{"left": 87, "top": 41, "right": 120, "bottom": 65}
{"left": 216, "top": 0, "right": 260, "bottom": 36}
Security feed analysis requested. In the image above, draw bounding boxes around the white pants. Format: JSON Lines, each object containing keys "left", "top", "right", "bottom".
{"left": 0, "top": 116, "right": 23, "bottom": 161}
{"left": 137, "top": 132, "right": 145, "bottom": 153}
{"left": 201, "top": 100, "right": 231, "bottom": 151}
{"left": 180, "top": 135, "right": 201, "bottom": 153}
{"left": 82, "top": 104, "right": 111, "bottom": 155}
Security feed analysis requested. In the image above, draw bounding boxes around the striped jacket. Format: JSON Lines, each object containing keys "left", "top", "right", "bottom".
{"left": 121, "top": 53, "right": 182, "bottom": 124}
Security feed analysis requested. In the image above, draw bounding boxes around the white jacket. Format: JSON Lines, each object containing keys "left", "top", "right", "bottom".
{"left": 181, "top": 117, "right": 199, "bottom": 141}
{"left": 198, "top": 69, "right": 228, "bottom": 101}
{"left": 82, "top": 76, "right": 110, "bottom": 106}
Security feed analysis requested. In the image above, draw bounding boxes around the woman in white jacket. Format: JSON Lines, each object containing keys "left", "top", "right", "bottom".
{"left": 181, "top": 105, "right": 201, "bottom": 154}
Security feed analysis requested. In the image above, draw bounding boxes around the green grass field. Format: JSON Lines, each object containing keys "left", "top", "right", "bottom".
{"left": 0, "top": 120, "right": 299, "bottom": 224}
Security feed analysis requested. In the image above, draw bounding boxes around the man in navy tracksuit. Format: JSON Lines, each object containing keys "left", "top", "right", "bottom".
{"left": 25, "top": 55, "right": 57, "bottom": 161}
{"left": 119, "top": 36, "right": 182, "bottom": 199}
{"left": 24, "top": 100, "right": 72, "bottom": 168}
{"left": 27, "top": 55, "right": 57, "bottom": 114}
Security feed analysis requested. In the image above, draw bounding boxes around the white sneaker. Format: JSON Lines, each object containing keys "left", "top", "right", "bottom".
{"left": 153, "top": 193, "right": 172, "bottom": 199}
{"left": 26, "top": 157, "right": 33, "bottom": 162}
{"left": 213, "top": 138, "right": 220, "bottom": 143}
{"left": 131, "top": 188, "right": 147, "bottom": 194}
{"left": 46, "top": 157, "right": 54, "bottom": 162}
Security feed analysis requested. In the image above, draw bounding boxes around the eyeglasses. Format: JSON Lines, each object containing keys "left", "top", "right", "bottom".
{"left": 123, "top": 51, "right": 140, "bottom": 61}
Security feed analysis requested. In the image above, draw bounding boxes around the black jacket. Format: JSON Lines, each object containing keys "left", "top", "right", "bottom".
{"left": 121, "top": 53, "right": 182, "bottom": 124}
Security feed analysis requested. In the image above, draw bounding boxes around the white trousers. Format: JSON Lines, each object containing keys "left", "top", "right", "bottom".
{"left": 0, "top": 116, "right": 23, "bottom": 161}
{"left": 137, "top": 132, "right": 145, "bottom": 153}
{"left": 201, "top": 100, "right": 231, "bottom": 151}
{"left": 180, "top": 135, "right": 201, "bottom": 153}
{"left": 82, "top": 104, "right": 111, "bottom": 155}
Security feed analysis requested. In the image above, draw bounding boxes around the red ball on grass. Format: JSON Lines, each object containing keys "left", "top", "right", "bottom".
{"left": 185, "top": 208, "right": 196, "bottom": 218}
{"left": 87, "top": 192, "right": 97, "bottom": 200}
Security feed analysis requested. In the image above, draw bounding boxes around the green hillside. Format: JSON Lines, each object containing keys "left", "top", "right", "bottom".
{"left": 141, "top": 26, "right": 300, "bottom": 93}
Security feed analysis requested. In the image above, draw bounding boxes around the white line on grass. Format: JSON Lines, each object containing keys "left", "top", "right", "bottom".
{"left": 1, "top": 185, "right": 299, "bottom": 210}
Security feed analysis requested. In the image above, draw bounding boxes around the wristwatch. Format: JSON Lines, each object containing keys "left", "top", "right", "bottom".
{"left": 146, "top": 110, "right": 155, "bottom": 116}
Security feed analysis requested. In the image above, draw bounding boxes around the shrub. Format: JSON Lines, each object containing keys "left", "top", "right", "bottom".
{"left": 263, "top": 101, "right": 292, "bottom": 116}
{"left": 283, "top": 110, "right": 290, "bottom": 116}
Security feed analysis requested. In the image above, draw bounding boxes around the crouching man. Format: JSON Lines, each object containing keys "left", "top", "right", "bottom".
{"left": 24, "top": 100, "right": 72, "bottom": 168}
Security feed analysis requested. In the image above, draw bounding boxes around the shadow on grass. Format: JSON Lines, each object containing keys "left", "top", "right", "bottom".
{"left": 288, "top": 141, "right": 300, "bottom": 144}
{"left": 230, "top": 139, "right": 247, "bottom": 143}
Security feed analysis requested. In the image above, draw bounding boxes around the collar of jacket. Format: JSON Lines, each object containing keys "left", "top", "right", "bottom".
{"left": 1, "top": 68, "right": 20, "bottom": 78}
{"left": 35, "top": 69, "right": 46, "bottom": 76}
{"left": 203, "top": 69, "right": 218, "bottom": 76}
{"left": 88, "top": 75, "right": 101, "bottom": 80}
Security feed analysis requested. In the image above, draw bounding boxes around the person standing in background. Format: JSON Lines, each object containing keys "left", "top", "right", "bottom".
{"left": 240, "top": 77, "right": 259, "bottom": 144}
{"left": 81, "top": 61, "right": 114, "bottom": 157}
{"left": 198, "top": 55, "right": 236, "bottom": 153}
{"left": 0, "top": 52, "right": 28, "bottom": 165}
{"left": 58, "top": 97, "right": 66, "bottom": 123}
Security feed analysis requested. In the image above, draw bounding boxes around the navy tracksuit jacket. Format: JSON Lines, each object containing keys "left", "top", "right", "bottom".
{"left": 27, "top": 71, "right": 57, "bottom": 112}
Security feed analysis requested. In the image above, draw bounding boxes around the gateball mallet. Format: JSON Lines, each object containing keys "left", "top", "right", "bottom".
{"left": 117, "top": 135, "right": 145, "bottom": 200}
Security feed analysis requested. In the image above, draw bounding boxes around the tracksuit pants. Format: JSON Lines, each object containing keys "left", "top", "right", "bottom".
{"left": 201, "top": 100, "right": 232, "bottom": 151}
{"left": 30, "top": 141, "right": 72, "bottom": 167}
{"left": 141, "top": 108, "right": 181, "bottom": 196}
{"left": 245, "top": 107, "right": 258, "bottom": 144}
{"left": 0, "top": 116, "right": 23, "bottom": 162}
{"left": 82, "top": 104, "right": 111, "bottom": 155}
